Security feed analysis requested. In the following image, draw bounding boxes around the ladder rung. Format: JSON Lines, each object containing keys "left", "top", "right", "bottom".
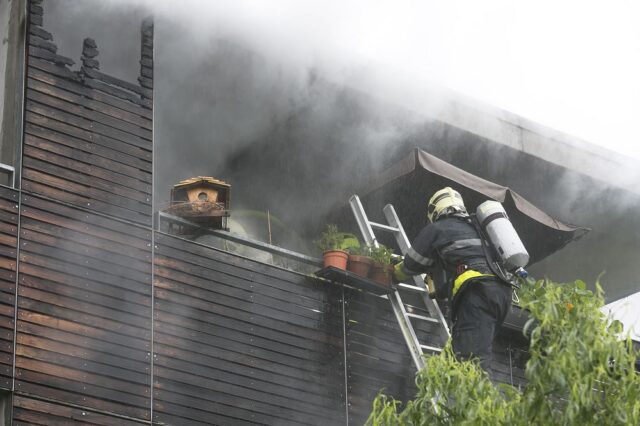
{"left": 420, "top": 344, "right": 443, "bottom": 353}
{"left": 397, "top": 283, "right": 427, "bottom": 293}
{"left": 369, "top": 222, "right": 400, "bottom": 233}
{"left": 350, "top": 194, "right": 450, "bottom": 372}
{"left": 406, "top": 313, "right": 440, "bottom": 324}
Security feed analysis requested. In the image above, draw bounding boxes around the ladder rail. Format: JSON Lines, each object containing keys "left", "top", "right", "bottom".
{"left": 348, "top": 194, "right": 450, "bottom": 372}
{"left": 389, "top": 292, "right": 425, "bottom": 370}
{"left": 349, "top": 195, "right": 377, "bottom": 248}
{"left": 383, "top": 204, "right": 450, "bottom": 337}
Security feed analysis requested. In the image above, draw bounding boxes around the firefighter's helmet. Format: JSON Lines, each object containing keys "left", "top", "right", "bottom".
{"left": 427, "top": 187, "right": 467, "bottom": 222}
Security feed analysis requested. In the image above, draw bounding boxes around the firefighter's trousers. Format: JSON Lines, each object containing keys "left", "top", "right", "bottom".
{"left": 451, "top": 278, "right": 512, "bottom": 375}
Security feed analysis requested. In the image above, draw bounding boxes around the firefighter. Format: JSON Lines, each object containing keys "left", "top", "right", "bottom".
{"left": 393, "top": 187, "right": 512, "bottom": 374}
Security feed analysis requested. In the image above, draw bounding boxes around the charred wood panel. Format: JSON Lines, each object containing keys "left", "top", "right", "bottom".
{"left": 0, "top": 187, "right": 18, "bottom": 391}
{"left": 344, "top": 288, "right": 419, "bottom": 424}
{"left": 27, "top": 69, "right": 152, "bottom": 129}
{"left": 12, "top": 394, "right": 146, "bottom": 425}
{"left": 153, "top": 233, "right": 346, "bottom": 426}
{"left": 23, "top": 4, "right": 153, "bottom": 226}
{"left": 12, "top": 1, "right": 156, "bottom": 423}
{"left": 28, "top": 57, "right": 152, "bottom": 119}
{"left": 15, "top": 195, "right": 152, "bottom": 421}
{"left": 492, "top": 329, "right": 529, "bottom": 388}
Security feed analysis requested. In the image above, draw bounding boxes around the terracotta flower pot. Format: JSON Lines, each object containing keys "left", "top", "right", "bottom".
{"left": 323, "top": 249, "right": 349, "bottom": 270}
{"left": 369, "top": 262, "right": 394, "bottom": 287}
{"left": 347, "top": 254, "right": 373, "bottom": 277}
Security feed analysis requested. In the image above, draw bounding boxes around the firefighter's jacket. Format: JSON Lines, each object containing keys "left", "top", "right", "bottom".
{"left": 398, "top": 215, "right": 492, "bottom": 300}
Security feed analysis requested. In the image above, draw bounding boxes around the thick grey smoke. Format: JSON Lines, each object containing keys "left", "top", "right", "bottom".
{"left": 44, "top": 0, "right": 430, "bottom": 251}
{"left": 41, "top": 1, "right": 640, "bottom": 307}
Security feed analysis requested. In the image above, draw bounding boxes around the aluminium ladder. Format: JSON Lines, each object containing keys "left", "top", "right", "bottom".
{"left": 349, "top": 194, "right": 450, "bottom": 371}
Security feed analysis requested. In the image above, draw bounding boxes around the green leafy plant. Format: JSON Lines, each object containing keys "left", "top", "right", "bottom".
{"left": 369, "top": 244, "right": 394, "bottom": 265}
{"left": 315, "top": 224, "right": 341, "bottom": 251}
{"left": 340, "top": 233, "right": 360, "bottom": 252}
{"left": 367, "top": 278, "right": 640, "bottom": 425}
{"left": 350, "top": 244, "right": 373, "bottom": 257}
{"left": 315, "top": 224, "right": 360, "bottom": 252}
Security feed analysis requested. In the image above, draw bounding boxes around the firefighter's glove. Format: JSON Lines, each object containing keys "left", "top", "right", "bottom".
{"left": 424, "top": 274, "right": 437, "bottom": 299}
{"left": 393, "top": 262, "right": 409, "bottom": 283}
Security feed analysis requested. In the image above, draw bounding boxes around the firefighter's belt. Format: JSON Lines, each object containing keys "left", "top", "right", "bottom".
{"left": 452, "top": 270, "right": 494, "bottom": 296}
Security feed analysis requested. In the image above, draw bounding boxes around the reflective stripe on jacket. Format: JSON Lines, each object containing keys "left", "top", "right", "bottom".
{"left": 401, "top": 216, "right": 491, "bottom": 298}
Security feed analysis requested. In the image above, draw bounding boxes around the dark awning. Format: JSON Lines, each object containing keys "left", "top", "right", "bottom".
{"left": 358, "top": 149, "right": 589, "bottom": 266}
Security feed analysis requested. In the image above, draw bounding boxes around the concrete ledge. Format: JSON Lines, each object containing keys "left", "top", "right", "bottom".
{"left": 344, "top": 67, "right": 640, "bottom": 196}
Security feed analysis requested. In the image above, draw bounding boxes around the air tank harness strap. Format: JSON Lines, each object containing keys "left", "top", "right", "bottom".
{"left": 452, "top": 269, "right": 494, "bottom": 296}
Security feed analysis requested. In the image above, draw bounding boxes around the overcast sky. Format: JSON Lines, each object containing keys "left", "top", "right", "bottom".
{"left": 330, "top": 0, "right": 640, "bottom": 160}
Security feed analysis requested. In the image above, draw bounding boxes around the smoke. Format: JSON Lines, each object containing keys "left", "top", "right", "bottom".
{"left": 41, "top": 0, "right": 640, "bottom": 305}
{"left": 43, "top": 0, "right": 430, "bottom": 249}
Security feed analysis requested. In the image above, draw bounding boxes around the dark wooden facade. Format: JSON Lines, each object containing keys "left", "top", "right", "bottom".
{"left": 0, "top": 1, "right": 529, "bottom": 424}
{"left": 16, "top": 194, "right": 152, "bottom": 421}
{"left": 8, "top": 0, "right": 155, "bottom": 423}
{"left": 153, "top": 234, "right": 345, "bottom": 425}
{"left": 0, "top": 186, "right": 18, "bottom": 393}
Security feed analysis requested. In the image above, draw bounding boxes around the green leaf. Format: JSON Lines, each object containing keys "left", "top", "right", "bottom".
{"left": 608, "top": 319, "right": 624, "bottom": 334}
{"left": 338, "top": 234, "right": 360, "bottom": 251}
{"left": 523, "top": 317, "right": 536, "bottom": 337}
{"left": 367, "top": 277, "right": 640, "bottom": 425}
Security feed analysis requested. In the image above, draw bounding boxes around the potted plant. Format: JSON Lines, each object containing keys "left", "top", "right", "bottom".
{"left": 316, "top": 225, "right": 359, "bottom": 270}
{"left": 347, "top": 244, "right": 374, "bottom": 277}
{"left": 368, "top": 244, "right": 395, "bottom": 286}
{"left": 340, "top": 233, "right": 360, "bottom": 253}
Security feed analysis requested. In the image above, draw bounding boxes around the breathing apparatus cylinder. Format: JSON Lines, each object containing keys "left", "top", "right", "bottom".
{"left": 475, "top": 201, "right": 529, "bottom": 271}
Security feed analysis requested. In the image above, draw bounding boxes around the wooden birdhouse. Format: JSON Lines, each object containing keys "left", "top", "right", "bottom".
{"left": 165, "top": 176, "right": 231, "bottom": 230}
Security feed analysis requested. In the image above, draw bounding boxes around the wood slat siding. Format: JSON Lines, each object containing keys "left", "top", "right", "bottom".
{"left": 344, "top": 289, "right": 423, "bottom": 424}
{"left": 22, "top": 0, "right": 153, "bottom": 227}
{"left": 0, "top": 186, "right": 18, "bottom": 391}
{"left": 154, "top": 234, "right": 524, "bottom": 425}
{"left": 153, "top": 233, "right": 346, "bottom": 426}
{"left": 13, "top": 395, "right": 146, "bottom": 425}
{"left": 492, "top": 331, "right": 529, "bottom": 388}
{"left": 14, "top": 4, "right": 154, "bottom": 421}
{"left": 15, "top": 194, "right": 152, "bottom": 420}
